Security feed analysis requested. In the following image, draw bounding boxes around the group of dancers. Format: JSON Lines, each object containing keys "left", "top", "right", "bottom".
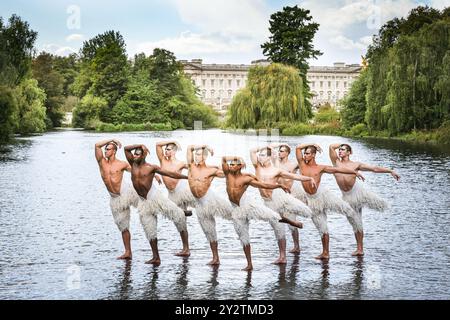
{"left": 95, "top": 139, "right": 400, "bottom": 270}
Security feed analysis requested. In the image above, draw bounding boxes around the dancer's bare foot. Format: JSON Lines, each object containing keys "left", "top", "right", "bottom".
{"left": 352, "top": 250, "right": 364, "bottom": 256}
{"left": 279, "top": 217, "right": 303, "bottom": 229}
{"left": 207, "top": 259, "right": 220, "bottom": 266}
{"left": 184, "top": 210, "right": 193, "bottom": 217}
{"left": 314, "top": 253, "right": 330, "bottom": 260}
{"left": 145, "top": 257, "right": 161, "bottom": 265}
{"left": 117, "top": 252, "right": 132, "bottom": 260}
{"left": 242, "top": 265, "right": 253, "bottom": 271}
{"left": 272, "top": 257, "right": 287, "bottom": 264}
{"left": 175, "top": 249, "right": 191, "bottom": 257}
{"left": 289, "top": 247, "right": 301, "bottom": 254}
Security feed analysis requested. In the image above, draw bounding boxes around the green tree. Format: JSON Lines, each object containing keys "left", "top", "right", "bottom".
{"left": 226, "top": 63, "right": 307, "bottom": 129}
{"left": 32, "top": 52, "right": 65, "bottom": 128}
{"left": 13, "top": 79, "right": 47, "bottom": 135}
{"left": 72, "top": 94, "right": 108, "bottom": 128}
{"left": 0, "top": 86, "right": 17, "bottom": 143}
{"left": 261, "top": 5, "right": 322, "bottom": 116}
{"left": 341, "top": 69, "right": 368, "bottom": 129}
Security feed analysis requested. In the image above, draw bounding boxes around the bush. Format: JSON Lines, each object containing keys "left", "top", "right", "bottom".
{"left": 95, "top": 122, "right": 173, "bottom": 132}
{"left": 314, "top": 105, "right": 340, "bottom": 123}
{"left": 348, "top": 123, "right": 369, "bottom": 137}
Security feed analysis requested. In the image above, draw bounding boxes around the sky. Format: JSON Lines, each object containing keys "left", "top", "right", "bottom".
{"left": 1, "top": 0, "right": 448, "bottom": 66}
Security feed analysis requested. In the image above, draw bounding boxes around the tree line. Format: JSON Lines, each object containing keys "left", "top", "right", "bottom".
{"left": 0, "top": 16, "right": 218, "bottom": 144}
{"left": 341, "top": 6, "right": 450, "bottom": 138}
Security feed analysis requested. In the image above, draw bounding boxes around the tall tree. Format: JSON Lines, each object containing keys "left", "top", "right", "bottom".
{"left": 261, "top": 5, "right": 322, "bottom": 116}
{"left": 32, "top": 52, "right": 65, "bottom": 127}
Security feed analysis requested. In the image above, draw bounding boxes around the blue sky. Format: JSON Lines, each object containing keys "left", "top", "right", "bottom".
{"left": 1, "top": 0, "right": 448, "bottom": 66}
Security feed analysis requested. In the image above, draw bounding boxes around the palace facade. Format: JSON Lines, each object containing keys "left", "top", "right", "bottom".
{"left": 181, "top": 59, "right": 362, "bottom": 113}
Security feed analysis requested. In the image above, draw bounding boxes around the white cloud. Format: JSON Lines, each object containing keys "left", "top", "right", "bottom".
{"left": 430, "top": 0, "right": 450, "bottom": 10}
{"left": 65, "top": 33, "right": 84, "bottom": 42}
{"left": 133, "top": 0, "right": 272, "bottom": 62}
{"left": 329, "top": 35, "right": 367, "bottom": 50}
{"left": 41, "top": 44, "right": 77, "bottom": 56}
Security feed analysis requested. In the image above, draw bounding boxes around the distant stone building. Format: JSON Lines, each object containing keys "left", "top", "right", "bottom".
{"left": 181, "top": 59, "right": 362, "bottom": 113}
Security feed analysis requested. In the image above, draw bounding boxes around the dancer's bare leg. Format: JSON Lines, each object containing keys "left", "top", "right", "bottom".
{"left": 208, "top": 241, "right": 220, "bottom": 265}
{"left": 145, "top": 238, "right": 161, "bottom": 265}
{"left": 315, "top": 233, "right": 330, "bottom": 260}
{"left": 289, "top": 229, "right": 300, "bottom": 254}
{"left": 273, "top": 238, "right": 287, "bottom": 264}
{"left": 279, "top": 214, "right": 303, "bottom": 229}
{"left": 352, "top": 231, "right": 364, "bottom": 256}
{"left": 117, "top": 230, "right": 132, "bottom": 260}
{"left": 175, "top": 230, "right": 191, "bottom": 257}
{"left": 242, "top": 244, "right": 253, "bottom": 271}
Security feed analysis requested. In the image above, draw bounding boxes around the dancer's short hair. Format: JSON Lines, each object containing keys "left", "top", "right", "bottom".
{"left": 305, "top": 145, "right": 317, "bottom": 154}
{"left": 339, "top": 144, "right": 352, "bottom": 153}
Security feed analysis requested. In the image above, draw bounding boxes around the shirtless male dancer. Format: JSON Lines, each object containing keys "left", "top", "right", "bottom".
{"left": 95, "top": 139, "right": 139, "bottom": 260}
{"left": 295, "top": 143, "right": 364, "bottom": 260}
{"left": 270, "top": 143, "right": 303, "bottom": 253}
{"left": 250, "top": 146, "right": 315, "bottom": 264}
{"left": 124, "top": 144, "right": 188, "bottom": 265}
{"left": 222, "top": 156, "right": 294, "bottom": 270}
{"left": 186, "top": 145, "right": 233, "bottom": 266}
{"left": 329, "top": 143, "right": 400, "bottom": 256}
{"left": 156, "top": 140, "right": 197, "bottom": 257}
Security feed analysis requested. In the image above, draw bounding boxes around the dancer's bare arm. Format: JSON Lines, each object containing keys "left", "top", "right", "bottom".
{"left": 156, "top": 140, "right": 180, "bottom": 162}
{"left": 95, "top": 139, "right": 121, "bottom": 163}
{"left": 154, "top": 165, "right": 188, "bottom": 180}
{"left": 124, "top": 144, "right": 148, "bottom": 165}
{"left": 322, "top": 166, "right": 365, "bottom": 181}
{"left": 186, "top": 145, "right": 194, "bottom": 165}
{"left": 250, "top": 146, "right": 271, "bottom": 168}
{"left": 222, "top": 156, "right": 245, "bottom": 174}
{"left": 247, "top": 175, "right": 290, "bottom": 193}
{"left": 358, "top": 163, "right": 400, "bottom": 181}
{"left": 329, "top": 143, "right": 341, "bottom": 166}
{"left": 279, "top": 170, "right": 316, "bottom": 188}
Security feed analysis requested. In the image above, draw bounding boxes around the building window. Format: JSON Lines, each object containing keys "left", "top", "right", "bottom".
{"left": 320, "top": 81, "right": 323, "bottom": 88}
{"left": 220, "top": 79, "right": 223, "bottom": 86}
{"left": 237, "top": 80, "right": 241, "bottom": 87}
{"left": 328, "top": 81, "right": 331, "bottom": 88}
{"left": 228, "top": 90, "right": 232, "bottom": 98}
{"left": 202, "top": 79, "right": 206, "bottom": 87}
{"left": 311, "top": 81, "right": 315, "bottom": 88}
{"left": 211, "top": 90, "right": 215, "bottom": 98}
{"left": 211, "top": 79, "right": 215, "bottom": 86}
{"left": 202, "top": 90, "right": 206, "bottom": 98}
{"left": 344, "top": 82, "right": 347, "bottom": 88}
{"left": 228, "top": 79, "right": 232, "bottom": 87}
{"left": 207, "top": 74, "right": 210, "bottom": 78}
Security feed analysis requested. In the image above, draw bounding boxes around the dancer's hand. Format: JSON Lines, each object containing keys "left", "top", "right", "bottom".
{"left": 391, "top": 170, "right": 400, "bottom": 181}
{"left": 356, "top": 172, "right": 365, "bottom": 181}
{"left": 314, "top": 144, "right": 323, "bottom": 153}
{"left": 309, "top": 178, "right": 317, "bottom": 189}
{"left": 280, "top": 184, "right": 291, "bottom": 193}
{"left": 112, "top": 139, "right": 122, "bottom": 149}
{"left": 155, "top": 175, "right": 162, "bottom": 185}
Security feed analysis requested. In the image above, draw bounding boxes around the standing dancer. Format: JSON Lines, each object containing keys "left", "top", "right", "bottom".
{"left": 95, "top": 139, "right": 139, "bottom": 260}
{"left": 125, "top": 144, "right": 188, "bottom": 265}
{"left": 329, "top": 143, "right": 400, "bottom": 256}
{"left": 156, "top": 140, "right": 196, "bottom": 256}
{"left": 295, "top": 143, "right": 364, "bottom": 260}
{"left": 250, "top": 146, "right": 315, "bottom": 264}
{"left": 222, "top": 156, "right": 294, "bottom": 270}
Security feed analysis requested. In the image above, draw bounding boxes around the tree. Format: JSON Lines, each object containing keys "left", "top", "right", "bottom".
{"left": 32, "top": 52, "right": 65, "bottom": 128}
{"left": 341, "top": 69, "right": 368, "bottom": 129}
{"left": 226, "top": 63, "right": 307, "bottom": 129}
{"left": 13, "top": 79, "right": 47, "bottom": 135}
{"left": 261, "top": 5, "right": 322, "bottom": 117}
{"left": 0, "top": 86, "right": 17, "bottom": 143}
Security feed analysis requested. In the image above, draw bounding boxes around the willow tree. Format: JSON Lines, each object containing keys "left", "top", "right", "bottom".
{"left": 226, "top": 63, "right": 307, "bottom": 129}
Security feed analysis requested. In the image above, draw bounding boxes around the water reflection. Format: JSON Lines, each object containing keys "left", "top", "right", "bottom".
{"left": 142, "top": 267, "right": 160, "bottom": 300}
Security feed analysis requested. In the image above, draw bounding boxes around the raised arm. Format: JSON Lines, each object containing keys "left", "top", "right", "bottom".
{"left": 358, "top": 163, "right": 400, "bottom": 181}
{"left": 222, "top": 156, "right": 245, "bottom": 174}
{"left": 250, "top": 146, "right": 271, "bottom": 168}
{"left": 323, "top": 165, "right": 365, "bottom": 181}
{"left": 124, "top": 144, "right": 146, "bottom": 165}
{"left": 94, "top": 139, "right": 121, "bottom": 163}
{"left": 155, "top": 140, "right": 181, "bottom": 162}
{"left": 329, "top": 143, "right": 341, "bottom": 166}
{"left": 154, "top": 165, "right": 188, "bottom": 180}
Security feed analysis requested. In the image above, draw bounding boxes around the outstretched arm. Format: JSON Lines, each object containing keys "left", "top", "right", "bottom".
{"left": 248, "top": 176, "right": 290, "bottom": 193}
{"left": 329, "top": 143, "right": 341, "bottom": 166}
{"left": 323, "top": 165, "right": 365, "bottom": 181}
{"left": 154, "top": 165, "right": 188, "bottom": 180}
{"left": 279, "top": 170, "right": 316, "bottom": 188}
{"left": 94, "top": 139, "right": 122, "bottom": 163}
{"left": 358, "top": 163, "right": 400, "bottom": 181}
